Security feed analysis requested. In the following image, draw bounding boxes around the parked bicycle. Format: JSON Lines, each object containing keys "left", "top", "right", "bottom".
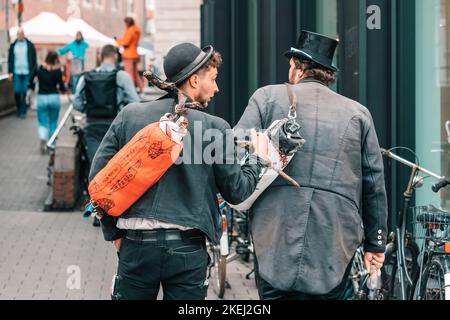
{"left": 207, "top": 195, "right": 255, "bottom": 298}
{"left": 380, "top": 147, "right": 450, "bottom": 300}
{"left": 411, "top": 204, "right": 450, "bottom": 300}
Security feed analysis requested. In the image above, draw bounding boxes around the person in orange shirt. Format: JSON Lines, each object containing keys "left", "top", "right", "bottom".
{"left": 116, "top": 17, "right": 144, "bottom": 93}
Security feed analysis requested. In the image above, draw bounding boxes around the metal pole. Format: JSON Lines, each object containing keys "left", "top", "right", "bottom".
{"left": 17, "top": 0, "right": 22, "bottom": 26}
{"left": 5, "top": 0, "right": 10, "bottom": 43}
{"left": 47, "top": 105, "right": 74, "bottom": 149}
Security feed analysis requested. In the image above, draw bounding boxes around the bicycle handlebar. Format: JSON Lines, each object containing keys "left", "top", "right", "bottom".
{"left": 381, "top": 148, "right": 448, "bottom": 193}
{"left": 432, "top": 178, "right": 450, "bottom": 193}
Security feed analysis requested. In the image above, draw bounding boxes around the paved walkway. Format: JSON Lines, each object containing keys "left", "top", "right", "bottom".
{"left": 0, "top": 95, "right": 258, "bottom": 300}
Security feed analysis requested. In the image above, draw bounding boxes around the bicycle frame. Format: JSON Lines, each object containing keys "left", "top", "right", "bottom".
{"left": 381, "top": 148, "right": 447, "bottom": 300}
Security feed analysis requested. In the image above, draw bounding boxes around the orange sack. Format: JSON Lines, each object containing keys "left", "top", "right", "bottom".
{"left": 88, "top": 121, "right": 184, "bottom": 217}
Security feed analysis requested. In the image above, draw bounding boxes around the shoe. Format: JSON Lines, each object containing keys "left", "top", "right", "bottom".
{"left": 40, "top": 140, "right": 47, "bottom": 155}
{"left": 93, "top": 217, "right": 101, "bottom": 227}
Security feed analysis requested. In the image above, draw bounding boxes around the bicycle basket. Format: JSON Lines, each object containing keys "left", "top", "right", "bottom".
{"left": 412, "top": 205, "right": 450, "bottom": 242}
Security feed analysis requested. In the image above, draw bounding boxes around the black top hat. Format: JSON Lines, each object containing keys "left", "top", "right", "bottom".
{"left": 285, "top": 30, "right": 339, "bottom": 72}
{"left": 163, "top": 43, "right": 214, "bottom": 84}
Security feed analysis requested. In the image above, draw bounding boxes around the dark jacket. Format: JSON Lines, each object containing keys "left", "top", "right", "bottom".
{"left": 235, "top": 78, "right": 388, "bottom": 295}
{"left": 8, "top": 39, "right": 37, "bottom": 87}
{"left": 89, "top": 95, "right": 264, "bottom": 244}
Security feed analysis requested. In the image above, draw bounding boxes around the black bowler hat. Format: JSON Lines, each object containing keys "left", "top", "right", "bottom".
{"left": 163, "top": 43, "right": 214, "bottom": 84}
{"left": 285, "top": 30, "right": 339, "bottom": 72}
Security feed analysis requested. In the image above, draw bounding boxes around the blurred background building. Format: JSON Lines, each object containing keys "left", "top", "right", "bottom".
{"left": 0, "top": 0, "right": 201, "bottom": 73}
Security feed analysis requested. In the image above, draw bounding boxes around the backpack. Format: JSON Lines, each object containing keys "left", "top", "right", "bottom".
{"left": 83, "top": 69, "right": 119, "bottom": 119}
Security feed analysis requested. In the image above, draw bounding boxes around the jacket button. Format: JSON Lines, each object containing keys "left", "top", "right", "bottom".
{"left": 378, "top": 241, "right": 382, "bottom": 245}
{"left": 377, "top": 235, "right": 382, "bottom": 240}
{"left": 378, "top": 230, "right": 382, "bottom": 234}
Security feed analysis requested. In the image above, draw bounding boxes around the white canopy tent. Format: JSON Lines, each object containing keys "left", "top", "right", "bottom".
{"left": 66, "top": 17, "right": 153, "bottom": 55}
{"left": 66, "top": 17, "right": 115, "bottom": 48}
{"left": 9, "top": 12, "right": 73, "bottom": 44}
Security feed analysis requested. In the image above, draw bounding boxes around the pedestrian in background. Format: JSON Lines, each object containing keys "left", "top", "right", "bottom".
{"left": 8, "top": 28, "right": 37, "bottom": 119}
{"left": 32, "top": 51, "right": 66, "bottom": 154}
{"left": 115, "top": 17, "right": 143, "bottom": 94}
{"left": 58, "top": 31, "right": 89, "bottom": 91}
{"left": 73, "top": 44, "right": 139, "bottom": 226}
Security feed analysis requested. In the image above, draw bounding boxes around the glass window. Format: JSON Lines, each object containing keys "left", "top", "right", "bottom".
{"left": 127, "top": 0, "right": 135, "bottom": 16}
{"left": 111, "top": 0, "right": 120, "bottom": 12}
{"left": 416, "top": 0, "right": 450, "bottom": 210}
{"left": 316, "top": 0, "right": 338, "bottom": 91}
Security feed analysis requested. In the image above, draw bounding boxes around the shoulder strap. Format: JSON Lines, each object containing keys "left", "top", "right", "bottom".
{"left": 285, "top": 83, "right": 297, "bottom": 119}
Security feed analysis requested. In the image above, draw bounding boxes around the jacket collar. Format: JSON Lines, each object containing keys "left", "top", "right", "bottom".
{"left": 299, "top": 77, "right": 327, "bottom": 87}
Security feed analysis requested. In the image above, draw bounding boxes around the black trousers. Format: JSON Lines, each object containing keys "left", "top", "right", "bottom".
{"left": 85, "top": 123, "right": 111, "bottom": 164}
{"left": 111, "top": 229, "right": 209, "bottom": 300}
{"left": 255, "top": 258, "right": 352, "bottom": 300}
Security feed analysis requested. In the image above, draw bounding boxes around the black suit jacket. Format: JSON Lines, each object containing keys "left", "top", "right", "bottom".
{"left": 8, "top": 38, "right": 37, "bottom": 89}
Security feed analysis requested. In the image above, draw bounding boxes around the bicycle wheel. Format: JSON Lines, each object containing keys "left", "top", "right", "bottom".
{"left": 413, "top": 257, "right": 447, "bottom": 300}
{"left": 212, "top": 247, "right": 227, "bottom": 298}
{"left": 381, "top": 240, "right": 420, "bottom": 300}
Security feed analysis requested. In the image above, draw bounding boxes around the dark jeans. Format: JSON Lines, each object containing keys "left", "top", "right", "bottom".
{"left": 85, "top": 122, "right": 111, "bottom": 164}
{"left": 111, "top": 229, "right": 209, "bottom": 300}
{"left": 13, "top": 74, "right": 29, "bottom": 116}
{"left": 255, "top": 257, "right": 352, "bottom": 300}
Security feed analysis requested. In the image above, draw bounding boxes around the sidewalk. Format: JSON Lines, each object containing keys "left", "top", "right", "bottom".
{"left": 0, "top": 97, "right": 259, "bottom": 300}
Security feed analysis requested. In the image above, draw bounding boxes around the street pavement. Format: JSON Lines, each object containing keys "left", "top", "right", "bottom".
{"left": 0, "top": 94, "right": 259, "bottom": 300}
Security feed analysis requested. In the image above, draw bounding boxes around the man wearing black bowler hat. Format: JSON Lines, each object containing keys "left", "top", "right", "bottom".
{"left": 89, "top": 42, "right": 268, "bottom": 300}
{"left": 235, "top": 30, "right": 388, "bottom": 299}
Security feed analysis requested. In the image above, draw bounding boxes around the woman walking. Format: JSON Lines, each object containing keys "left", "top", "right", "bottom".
{"left": 116, "top": 17, "right": 143, "bottom": 93}
{"left": 35, "top": 51, "right": 66, "bottom": 153}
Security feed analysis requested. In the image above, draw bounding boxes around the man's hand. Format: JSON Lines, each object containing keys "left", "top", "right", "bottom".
{"left": 250, "top": 129, "right": 268, "bottom": 160}
{"left": 114, "top": 238, "right": 123, "bottom": 253}
{"left": 8, "top": 73, "right": 13, "bottom": 81}
{"left": 364, "top": 251, "right": 385, "bottom": 273}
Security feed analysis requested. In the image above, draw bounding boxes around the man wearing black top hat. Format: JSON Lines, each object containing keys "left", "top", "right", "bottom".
{"left": 89, "top": 42, "right": 268, "bottom": 300}
{"left": 235, "top": 30, "right": 388, "bottom": 299}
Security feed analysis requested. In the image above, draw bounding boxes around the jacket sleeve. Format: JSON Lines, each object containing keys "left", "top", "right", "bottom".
{"left": 361, "top": 111, "right": 388, "bottom": 253}
{"left": 28, "top": 41, "right": 38, "bottom": 90}
{"left": 234, "top": 88, "right": 266, "bottom": 131}
{"left": 116, "top": 29, "right": 132, "bottom": 47}
{"left": 8, "top": 43, "right": 14, "bottom": 74}
{"left": 213, "top": 121, "right": 265, "bottom": 205}
{"left": 117, "top": 71, "right": 140, "bottom": 105}
{"left": 89, "top": 111, "right": 126, "bottom": 241}
{"left": 58, "top": 42, "right": 72, "bottom": 56}
{"left": 72, "top": 75, "right": 86, "bottom": 112}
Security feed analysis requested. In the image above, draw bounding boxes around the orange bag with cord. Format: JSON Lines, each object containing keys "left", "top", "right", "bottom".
{"left": 88, "top": 115, "right": 187, "bottom": 217}
{"left": 88, "top": 73, "right": 199, "bottom": 217}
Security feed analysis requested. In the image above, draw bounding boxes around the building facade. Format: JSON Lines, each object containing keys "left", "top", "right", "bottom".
{"left": 152, "top": 0, "right": 201, "bottom": 76}
{"left": 201, "top": 0, "right": 450, "bottom": 228}
{"left": 0, "top": 0, "right": 148, "bottom": 40}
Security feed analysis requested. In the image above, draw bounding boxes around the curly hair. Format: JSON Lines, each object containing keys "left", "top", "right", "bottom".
{"left": 197, "top": 51, "right": 223, "bottom": 74}
{"left": 293, "top": 57, "right": 337, "bottom": 86}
